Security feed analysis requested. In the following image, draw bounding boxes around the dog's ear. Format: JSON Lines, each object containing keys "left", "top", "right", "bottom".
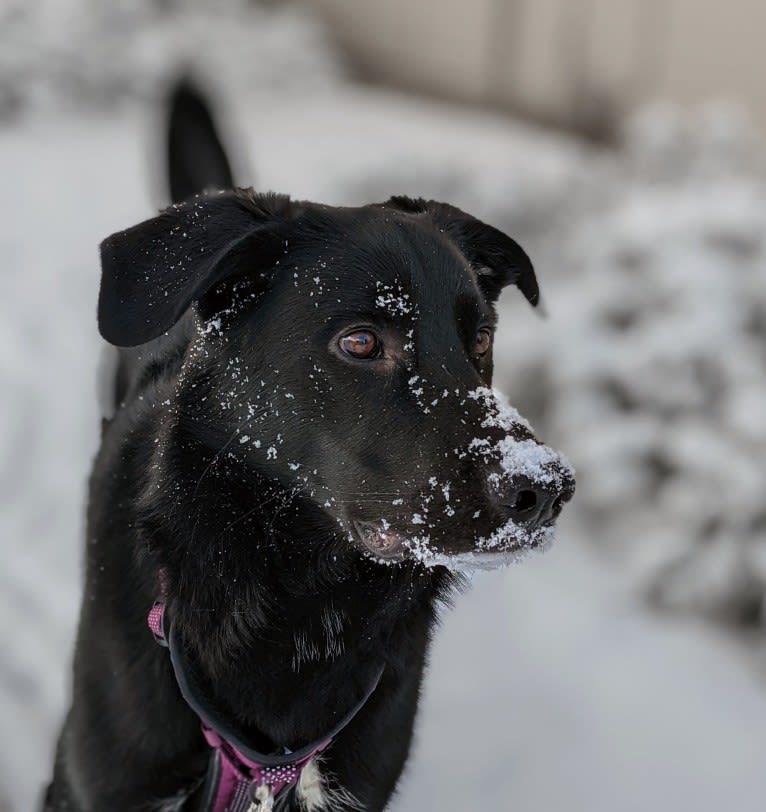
{"left": 387, "top": 196, "right": 539, "bottom": 306}
{"left": 167, "top": 78, "right": 235, "bottom": 204}
{"left": 446, "top": 216, "right": 539, "bottom": 306}
{"left": 98, "top": 190, "right": 289, "bottom": 347}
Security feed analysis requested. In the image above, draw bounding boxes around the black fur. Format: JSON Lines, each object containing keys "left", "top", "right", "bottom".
{"left": 166, "top": 79, "right": 235, "bottom": 205}
{"left": 45, "top": 82, "right": 572, "bottom": 811}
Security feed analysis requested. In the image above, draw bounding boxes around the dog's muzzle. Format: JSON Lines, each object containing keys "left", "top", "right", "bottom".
{"left": 490, "top": 469, "right": 575, "bottom": 531}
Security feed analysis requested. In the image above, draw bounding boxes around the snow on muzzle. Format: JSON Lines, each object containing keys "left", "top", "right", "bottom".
{"left": 353, "top": 387, "right": 575, "bottom": 572}
{"left": 468, "top": 387, "right": 574, "bottom": 525}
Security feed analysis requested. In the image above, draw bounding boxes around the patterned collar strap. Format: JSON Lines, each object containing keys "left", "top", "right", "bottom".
{"left": 147, "top": 585, "right": 383, "bottom": 811}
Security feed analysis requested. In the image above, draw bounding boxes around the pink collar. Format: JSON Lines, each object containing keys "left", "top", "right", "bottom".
{"left": 148, "top": 586, "right": 383, "bottom": 811}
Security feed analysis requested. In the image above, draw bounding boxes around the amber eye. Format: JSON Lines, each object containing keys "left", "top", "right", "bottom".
{"left": 339, "top": 329, "right": 380, "bottom": 359}
{"left": 475, "top": 328, "right": 492, "bottom": 356}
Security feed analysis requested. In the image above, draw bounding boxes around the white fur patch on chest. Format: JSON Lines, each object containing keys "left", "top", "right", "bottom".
{"left": 297, "top": 759, "right": 326, "bottom": 811}
{"left": 296, "top": 759, "right": 360, "bottom": 812}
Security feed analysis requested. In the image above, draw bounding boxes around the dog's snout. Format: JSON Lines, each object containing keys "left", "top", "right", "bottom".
{"left": 497, "top": 475, "right": 575, "bottom": 529}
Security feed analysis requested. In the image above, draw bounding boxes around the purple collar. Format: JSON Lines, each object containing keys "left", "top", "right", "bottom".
{"left": 148, "top": 587, "right": 383, "bottom": 811}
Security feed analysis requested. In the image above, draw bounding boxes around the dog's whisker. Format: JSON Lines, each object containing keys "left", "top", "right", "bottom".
{"left": 330, "top": 500, "right": 406, "bottom": 506}
{"left": 192, "top": 417, "right": 251, "bottom": 498}
{"left": 330, "top": 491, "right": 406, "bottom": 498}
{"left": 213, "top": 484, "right": 311, "bottom": 542}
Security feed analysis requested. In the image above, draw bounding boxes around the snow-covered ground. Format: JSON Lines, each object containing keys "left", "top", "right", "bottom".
{"left": 2, "top": 3, "right": 766, "bottom": 810}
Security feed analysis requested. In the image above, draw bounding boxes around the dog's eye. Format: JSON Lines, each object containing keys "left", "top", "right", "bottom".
{"left": 339, "top": 330, "right": 380, "bottom": 359}
{"left": 475, "top": 328, "right": 492, "bottom": 356}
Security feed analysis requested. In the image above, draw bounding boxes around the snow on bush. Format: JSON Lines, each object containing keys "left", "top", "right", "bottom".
{"left": 525, "top": 103, "right": 766, "bottom": 627}
{"left": 0, "top": 0, "right": 344, "bottom": 116}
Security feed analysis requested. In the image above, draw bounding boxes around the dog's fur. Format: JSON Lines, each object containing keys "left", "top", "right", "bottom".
{"left": 44, "top": 82, "right": 573, "bottom": 811}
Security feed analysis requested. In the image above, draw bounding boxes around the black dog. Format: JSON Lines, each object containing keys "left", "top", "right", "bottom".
{"left": 45, "top": 83, "right": 574, "bottom": 811}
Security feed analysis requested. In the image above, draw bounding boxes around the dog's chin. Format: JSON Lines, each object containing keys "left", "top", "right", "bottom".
{"left": 350, "top": 517, "right": 557, "bottom": 572}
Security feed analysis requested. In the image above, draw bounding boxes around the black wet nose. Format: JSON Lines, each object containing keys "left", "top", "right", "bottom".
{"left": 498, "top": 476, "right": 575, "bottom": 529}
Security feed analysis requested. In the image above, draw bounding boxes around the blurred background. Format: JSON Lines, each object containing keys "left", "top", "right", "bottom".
{"left": 2, "top": 1, "right": 765, "bottom": 809}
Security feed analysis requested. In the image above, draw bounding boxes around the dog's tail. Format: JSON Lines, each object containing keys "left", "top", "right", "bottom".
{"left": 166, "top": 78, "right": 236, "bottom": 204}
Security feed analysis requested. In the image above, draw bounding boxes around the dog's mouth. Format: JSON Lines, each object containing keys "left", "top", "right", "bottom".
{"left": 352, "top": 521, "right": 407, "bottom": 562}
{"left": 350, "top": 515, "right": 558, "bottom": 571}
{"left": 343, "top": 388, "right": 575, "bottom": 571}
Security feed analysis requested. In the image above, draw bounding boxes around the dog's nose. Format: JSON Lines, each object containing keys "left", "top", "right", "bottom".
{"left": 497, "top": 475, "right": 575, "bottom": 529}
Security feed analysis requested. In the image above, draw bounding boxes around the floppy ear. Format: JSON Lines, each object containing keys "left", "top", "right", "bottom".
{"left": 446, "top": 216, "right": 539, "bottom": 306}
{"left": 387, "top": 196, "right": 539, "bottom": 306}
{"left": 98, "top": 190, "right": 289, "bottom": 347}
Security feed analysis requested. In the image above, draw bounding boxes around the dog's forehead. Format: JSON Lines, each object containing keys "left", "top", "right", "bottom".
{"left": 289, "top": 206, "right": 485, "bottom": 318}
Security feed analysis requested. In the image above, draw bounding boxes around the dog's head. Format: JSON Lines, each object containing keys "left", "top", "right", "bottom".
{"left": 100, "top": 190, "right": 573, "bottom": 571}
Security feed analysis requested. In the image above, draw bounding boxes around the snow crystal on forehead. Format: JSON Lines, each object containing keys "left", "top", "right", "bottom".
{"left": 200, "top": 317, "right": 223, "bottom": 337}
{"left": 374, "top": 280, "right": 415, "bottom": 317}
{"left": 467, "top": 386, "right": 532, "bottom": 432}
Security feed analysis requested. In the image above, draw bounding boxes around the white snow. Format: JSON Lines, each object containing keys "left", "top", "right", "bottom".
{"left": 395, "top": 526, "right": 766, "bottom": 812}
{"left": 492, "top": 438, "right": 571, "bottom": 487}
{"left": 375, "top": 281, "right": 415, "bottom": 316}
{"left": 467, "top": 386, "right": 532, "bottom": 433}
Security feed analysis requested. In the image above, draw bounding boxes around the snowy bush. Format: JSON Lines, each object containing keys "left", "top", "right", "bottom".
{"left": 528, "top": 104, "right": 766, "bottom": 627}
{"left": 0, "top": 0, "right": 344, "bottom": 116}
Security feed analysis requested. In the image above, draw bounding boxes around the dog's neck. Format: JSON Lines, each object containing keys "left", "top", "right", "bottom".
{"left": 73, "top": 378, "right": 454, "bottom": 812}
{"left": 130, "top": 417, "right": 454, "bottom": 753}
